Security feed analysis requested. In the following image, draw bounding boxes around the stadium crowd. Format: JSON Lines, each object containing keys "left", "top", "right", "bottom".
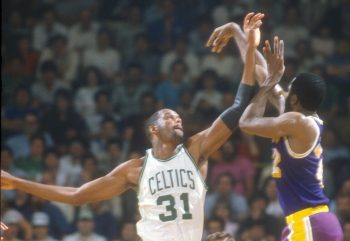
{"left": 1, "top": 0, "right": 350, "bottom": 240}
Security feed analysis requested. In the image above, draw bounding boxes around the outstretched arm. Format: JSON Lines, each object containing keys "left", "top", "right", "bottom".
{"left": 188, "top": 29, "right": 258, "bottom": 164}
{"left": 239, "top": 37, "right": 288, "bottom": 139}
{"left": 1, "top": 159, "right": 140, "bottom": 205}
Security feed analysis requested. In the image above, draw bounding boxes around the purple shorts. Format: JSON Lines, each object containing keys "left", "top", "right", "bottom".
{"left": 281, "top": 212, "right": 343, "bottom": 241}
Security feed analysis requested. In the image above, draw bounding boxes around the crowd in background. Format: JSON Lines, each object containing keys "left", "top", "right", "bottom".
{"left": 1, "top": 0, "right": 350, "bottom": 240}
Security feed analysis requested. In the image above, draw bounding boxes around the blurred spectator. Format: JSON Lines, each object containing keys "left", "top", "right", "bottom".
{"left": 334, "top": 192, "right": 350, "bottom": 225}
{"left": 31, "top": 212, "right": 58, "bottom": 241}
{"left": 114, "top": 5, "right": 146, "bottom": 56}
{"left": 326, "top": 37, "right": 350, "bottom": 96}
{"left": 63, "top": 209, "right": 106, "bottom": 241}
{"left": 74, "top": 67, "right": 102, "bottom": 119}
{"left": 262, "top": 177, "right": 283, "bottom": 219}
{"left": 161, "top": 36, "right": 199, "bottom": 81}
{"left": 343, "top": 217, "right": 350, "bottom": 241}
{"left": 68, "top": 9, "right": 99, "bottom": 53}
{"left": 2, "top": 86, "right": 37, "bottom": 138}
{"left": 90, "top": 118, "right": 120, "bottom": 161}
{"left": 41, "top": 89, "right": 87, "bottom": 145}
{"left": 206, "top": 232, "right": 235, "bottom": 241}
{"left": 211, "top": 0, "right": 250, "bottom": 26}
{"left": 114, "top": 222, "right": 139, "bottom": 241}
{"left": 273, "top": 7, "right": 309, "bottom": 56}
{"left": 124, "top": 33, "right": 161, "bottom": 84}
{"left": 204, "top": 217, "right": 226, "bottom": 238}
{"left": 294, "top": 40, "right": 324, "bottom": 72}
{"left": 123, "top": 92, "right": 159, "bottom": 152}
{"left": 211, "top": 139, "right": 256, "bottom": 197}
{"left": 205, "top": 173, "right": 248, "bottom": 222}
{"left": 1, "top": 209, "right": 32, "bottom": 241}
{"left": 1, "top": 146, "right": 27, "bottom": 200}
{"left": 311, "top": 26, "right": 335, "bottom": 57}
{"left": 98, "top": 139, "right": 125, "bottom": 173}
{"left": 31, "top": 61, "right": 68, "bottom": 107}
{"left": 112, "top": 63, "right": 149, "bottom": 118}
{"left": 38, "top": 35, "right": 79, "bottom": 85}
{"left": 201, "top": 48, "right": 242, "bottom": 84}
{"left": 211, "top": 202, "right": 239, "bottom": 236}
{"left": 237, "top": 194, "right": 281, "bottom": 241}
{"left": 41, "top": 150, "right": 67, "bottom": 186}
{"left": 147, "top": 0, "right": 186, "bottom": 52}
{"left": 82, "top": 29, "right": 120, "bottom": 81}
{"left": 77, "top": 155, "right": 101, "bottom": 185}
{"left": 89, "top": 201, "right": 119, "bottom": 240}
{"left": 15, "top": 135, "right": 46, "bottom": 180}
{"left": 32, "top": 8, "right": 67, "bottom": 51}
{"left": 2, "top": 57, "right": 33, "bottom": 107}
{"left": 189, "top": 16, "right": 213, "bottom": 57}
{"left": 6, "top": 112, "right": 53, "bottom": 159}
{"left": 58, "top": 139, "right": 85, "bottom": 186}
{"left": 86, "top": 90, "right": 120, "bottom": 137}
{"left": 15, "top": 35, "right": 40, "bottom": 76}
{"left": 192, "top": 70, "right": 222, "bottom": 119}
{"left": 155, "top": 60, "right": 190, "bottom": 109}
{"left": 27, "top": 195, "right": 74, "bottom": 239}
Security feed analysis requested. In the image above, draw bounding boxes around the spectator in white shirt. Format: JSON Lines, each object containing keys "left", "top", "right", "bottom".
{"left": 161, "top": 36, "right": 199, "bottom": 82}
{"left": 32, "top": 8, "right": 67, "bottom": 51}
{"left": 38, "top": 35, "right": 79, "bottom": 85}
{"left": 68, "top": 9, "right": 99, "bottom": 53}
{"left": 82, "top": 29, "right": 121, "bottom": 81}
{"left": 63, "top": 209, "right": 106, "bottom": 241}
{"left": 31, "top": 212, "right": 59, "bottom": 241}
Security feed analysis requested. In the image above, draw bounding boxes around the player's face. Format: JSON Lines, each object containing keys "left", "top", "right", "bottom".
{"left": 157, "top": 109, "right": 184, "bottom": 144}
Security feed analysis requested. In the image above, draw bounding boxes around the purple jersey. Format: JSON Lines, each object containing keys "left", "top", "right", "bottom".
{"left": 271, "top": 116, "right": 329, "bottom": 216}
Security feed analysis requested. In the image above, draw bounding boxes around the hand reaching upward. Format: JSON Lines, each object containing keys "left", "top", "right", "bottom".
{"left": 244, "top": 12, "right": 264, "bottom": 47}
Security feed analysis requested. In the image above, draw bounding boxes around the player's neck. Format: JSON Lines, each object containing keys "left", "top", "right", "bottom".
{"left": 151, "top": 141, "right": 180, "bottom": 160}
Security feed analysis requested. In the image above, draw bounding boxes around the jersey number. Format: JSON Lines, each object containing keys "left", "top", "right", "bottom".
{"left": 272, "top": 148, "right": 282, "bottom": 178}
{"left": 157, "top": 193, "right": 193, "bottom": 222}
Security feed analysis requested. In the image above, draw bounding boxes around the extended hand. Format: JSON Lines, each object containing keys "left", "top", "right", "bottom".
{"left": 244, "top": 12, "right": 264, "bottom": 47}
{"left": 262, "top": 36, "right": 285, "bottom": 86}
{"left": 206, "top": 22, "right": 239, "bottom": 53}
{"left": 1, "top": 170, "right": 16, "bottom": 190}
{"left": 1, "top": 222, "right": 8, "bottom": 241}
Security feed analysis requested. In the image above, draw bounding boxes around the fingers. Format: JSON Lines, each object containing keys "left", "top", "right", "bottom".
{"left": 279, "top": 40, "right": 284, "bottom": 60}
{"left": 244, "top": 12, "right": 255, "bottom": 25}
{"left": 251, "top": 13, "right": 264, "bottom": 24}
{"left": 274, "top": 36, "right": 279, "bottom": 56}
{"left": 206, "top": 30, "right": 218, "bottom": 47}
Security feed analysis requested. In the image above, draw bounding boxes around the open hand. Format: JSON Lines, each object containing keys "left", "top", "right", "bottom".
{"left": 1, "top": 170, "right": 16, "bottom": 190}
{"left": 206, "top": 22, "right": 238, "bottom": 53}
{"left": 262, "top": 36, "right": 285, "bottom": 86}
{"left": 244, "top": 12, "right": 264, "bottom": 47}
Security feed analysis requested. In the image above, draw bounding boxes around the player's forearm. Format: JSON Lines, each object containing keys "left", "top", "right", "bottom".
{"left": 239, "top": 85, "right": 272, "bottom": 132}
{"left": 232, "top": 23, "right": 267, "bottom": 82}
{"left": 13, "top": 178, "right": 79, "bottom": 205}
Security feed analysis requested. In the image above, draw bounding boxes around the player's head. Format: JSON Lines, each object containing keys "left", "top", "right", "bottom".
{"left": 286, "top": 72, "right": 326, "bottom": 112}
{"left": 145, "top": 109, "right": 183, "bottom": 145}
{"left": 206, "top": 232, "right": 235, "bottom": 241}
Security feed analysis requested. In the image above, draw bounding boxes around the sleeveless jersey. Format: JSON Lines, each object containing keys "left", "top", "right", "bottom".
{"left": 271, "top": 116, "right": 329, "bottom": 216}
{"left": 137, "top": 144, "right": 207, "bottom": 241}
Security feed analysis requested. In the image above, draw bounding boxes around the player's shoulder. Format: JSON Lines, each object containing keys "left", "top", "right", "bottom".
{"left": 279, "top": 111, "right": 310, "bottom": 124}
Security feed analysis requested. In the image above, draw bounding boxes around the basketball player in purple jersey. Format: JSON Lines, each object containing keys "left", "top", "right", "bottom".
{"left": 238, "top": 36, "right": 344, "bottom": 240}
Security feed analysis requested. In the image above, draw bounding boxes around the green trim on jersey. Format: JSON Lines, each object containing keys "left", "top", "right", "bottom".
{"left": 138, "top": 152, "right": 149, "bottom": 189}
{"left": 152, "top": 145, "right": 183, "bottom": 162}
{"left": 183, "top": 147, "right": 208, "bottom": 190}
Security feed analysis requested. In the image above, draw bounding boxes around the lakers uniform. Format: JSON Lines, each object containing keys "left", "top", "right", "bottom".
{"left": 272, "top": 116, "right": 343, "bottom": 241}
{"left": 137, "top": 145, "right": 207, "bottom": 241}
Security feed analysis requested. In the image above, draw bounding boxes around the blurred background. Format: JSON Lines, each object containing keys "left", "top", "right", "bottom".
{"left": 1, "top": 0, "right": 350, "bottom": 241}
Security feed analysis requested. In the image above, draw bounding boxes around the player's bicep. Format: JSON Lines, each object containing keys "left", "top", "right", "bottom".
{"left": 189, "top": 118, "right": 233, "bottom": 160}
{"left": 239, "top": 114, "right": 296, "bottom": 139}
{"left": 75, "top": 162, "right": 131, "bottom": 203}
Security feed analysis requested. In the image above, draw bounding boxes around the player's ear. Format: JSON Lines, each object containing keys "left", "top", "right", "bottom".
{"left": 149, "top": 125, "right": 159, "bottom": 135}
{"left": 290, "top": 94, "right": 298, "bottom": 106}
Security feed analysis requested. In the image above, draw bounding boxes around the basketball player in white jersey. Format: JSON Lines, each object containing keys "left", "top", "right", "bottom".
{"left": 1, "top": 13, "right": 266, "bottom": 241}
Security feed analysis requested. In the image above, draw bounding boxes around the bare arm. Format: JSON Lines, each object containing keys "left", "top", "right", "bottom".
{"left": 188, "top": 29, "right": 257, "bottom": 164}
{"left": 1, "top": 159, "right": 140, "bottom": 205}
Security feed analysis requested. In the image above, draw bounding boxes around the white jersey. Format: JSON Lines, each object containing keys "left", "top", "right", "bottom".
{"left": 137, "top": 145, "right": 207, "bottom": 241}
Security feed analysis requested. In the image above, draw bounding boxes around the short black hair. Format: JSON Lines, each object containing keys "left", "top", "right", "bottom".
{"left": 290, "top": 72, "right": 326, "bottom": 111}
{"left": 144, "top": 110, "right": 163, "bottom": 140}
{"left": 1, "top": 146, "right": 14, "bottom": 156}
{"left": 40, "top": 60, "right": 57, "bottom": 74}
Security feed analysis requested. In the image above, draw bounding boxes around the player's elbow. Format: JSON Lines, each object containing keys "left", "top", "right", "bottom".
{"left": 239, "top": 118, "right": 253, "bottom": 133}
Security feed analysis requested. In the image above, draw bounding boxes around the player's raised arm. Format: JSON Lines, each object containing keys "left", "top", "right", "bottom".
{"left": 1, "top": 159, "right": 140, "bottom": 205}
{"left": 187, "top": 27, "right": 258, "bottom": 164}
{"left": 239, "top": 36, "right": 291, "bottom": 139}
